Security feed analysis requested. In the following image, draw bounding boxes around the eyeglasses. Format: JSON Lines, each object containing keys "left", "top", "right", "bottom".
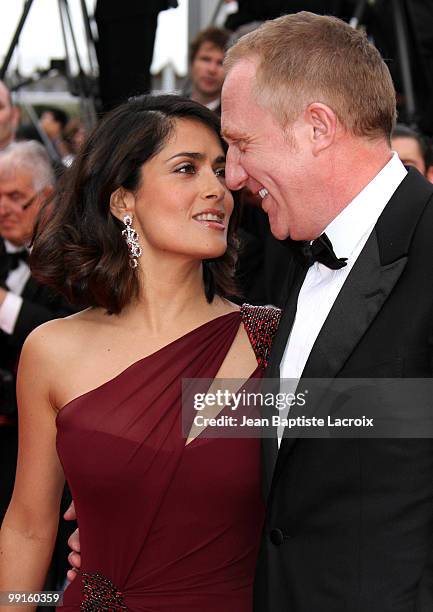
{"left": 0, "top": 190, "right": 41, "bottom": 211}
{"left": 20, "top": 192, "right": 39, "bottom": 211}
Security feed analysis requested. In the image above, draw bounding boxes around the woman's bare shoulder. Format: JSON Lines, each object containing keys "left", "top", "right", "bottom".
{"left": 22, "top": 308, "right": 107, "bottom": 362}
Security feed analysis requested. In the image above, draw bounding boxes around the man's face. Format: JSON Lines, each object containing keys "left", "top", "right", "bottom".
{"left": 391, "top": 136, "right": 426, "bottom": 175}
{"left": 191, "top": 42, "right": 225, "bottom": 101}
{"left": 40, "top": 111, "right": 61, "bottom": 139}
{"left": 222, "top": 59, "right": 317, "bottom": 241}
{"left": 0, "top": 168, "right": 44, "bottom": 246}
{"left": 0, "top": 82, "right": 18, "bottom": 148}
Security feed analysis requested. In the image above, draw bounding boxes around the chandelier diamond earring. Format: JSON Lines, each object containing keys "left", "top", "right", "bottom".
{"left": 122, "top": 214, "right": 142, "bottom": 268}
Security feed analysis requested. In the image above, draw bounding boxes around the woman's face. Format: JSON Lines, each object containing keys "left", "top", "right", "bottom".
{"left": 130, "top": 118, "right": 234, "bottom": 261}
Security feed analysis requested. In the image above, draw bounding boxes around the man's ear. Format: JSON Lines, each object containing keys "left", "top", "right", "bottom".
{"left": 305, "top": 102, "right": 337, "bottom": 155}
{"left": 41, "top": 184, "right": 54, "bottom": 201}
{"left": 109, "top": 187, "right": 135, "bottom": 221}
{"left": 426, "top": 165, "right": 433, "bottom": 185}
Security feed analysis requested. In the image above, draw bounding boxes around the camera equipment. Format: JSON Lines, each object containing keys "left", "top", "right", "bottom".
{"left": 1, "top": 0, "right": 98, "bottom": 161}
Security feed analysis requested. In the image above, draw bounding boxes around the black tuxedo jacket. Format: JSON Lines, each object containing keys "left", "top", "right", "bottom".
{"left": 254, "top": 168, "right": 433, "bottom": 612}
{"left": 0, "top": 246, "right": 75, "bottom": 402}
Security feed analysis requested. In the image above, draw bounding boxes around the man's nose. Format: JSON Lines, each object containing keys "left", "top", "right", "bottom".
{"left": 225, "top": 147, "right": 248, "bottom": 191}
{"left": 0, "top": 195, "right": 10, "bottom": 215}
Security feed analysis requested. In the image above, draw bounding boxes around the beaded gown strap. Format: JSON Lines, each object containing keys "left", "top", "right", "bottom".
{"left": 240, "top": 304, "right": 282, "bottom": 369}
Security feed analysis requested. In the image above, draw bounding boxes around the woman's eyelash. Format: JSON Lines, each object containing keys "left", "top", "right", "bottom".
{"left": 175, "top": 164, "right": 226, "bottom": 178}
{"left": 175, "top": 163, "right": 195, "bottom": 173}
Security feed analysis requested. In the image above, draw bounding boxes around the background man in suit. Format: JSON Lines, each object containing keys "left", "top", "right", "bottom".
{"left": 0, "top": 141, "right": 75, "bottom": 594}
{"left": 0, "top": 140, "right": 56, "bottom": 518}
{"left": 221, "top": 11, "right": 433, "bottom": 612}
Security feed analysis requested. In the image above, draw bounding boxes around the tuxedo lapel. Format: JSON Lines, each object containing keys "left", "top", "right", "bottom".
{"left": 270, "top": 168, "right": 433, "bottom": 491}
{"left": 301, "top": 232, "right": 406, "bottom": 379}
{"left": 266, "top": 262, "right": 308, "bottom": 379}
{"left": 0, "top": 241, "right": 8, "bottom": 285}
{"left": 21, "top": 275, "right": 40, "bottom": 302}
{"left": 271, "top": 232, "right": 407, "bottom": 485}
{"left": 261, "top": 262, "right": 308, "bottom": 498}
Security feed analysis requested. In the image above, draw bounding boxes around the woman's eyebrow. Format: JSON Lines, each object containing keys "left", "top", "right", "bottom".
{"left": 165, "top": 151, "right": 204, "bottom": 161}
{"left": 165, "top": 152, "right": 226, "bottom": 165}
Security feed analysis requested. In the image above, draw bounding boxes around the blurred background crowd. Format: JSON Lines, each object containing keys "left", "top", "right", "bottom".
{"left": 0, "top": 0, "right": 433, "bottom": 602}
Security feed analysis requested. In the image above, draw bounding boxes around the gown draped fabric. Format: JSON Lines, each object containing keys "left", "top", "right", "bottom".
{"left": 56, "top": 305, "right": 281, "bottom": 611}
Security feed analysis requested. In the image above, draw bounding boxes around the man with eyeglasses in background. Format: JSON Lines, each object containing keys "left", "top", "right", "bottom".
{"left": 0, "top": 140, "right": 54, "bottom": 513}
{"left": 0, "top": 141, "right": 56, "bottom": 350}
{"left": 0, "top": 141, "right": 75, "bottom": 595}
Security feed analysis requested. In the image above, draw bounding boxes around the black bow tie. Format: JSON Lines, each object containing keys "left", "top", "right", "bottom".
{"left": 0, "top": 249, "right": 29, "bottom": 286}
{"left": 285, "top": 234, "right": 347, "bottom": 270}
{"left": 302, "top": 234, "right": 347, "bottom": 270}
{"left": 5, "top": 250, "right": 29, "bottom": 270}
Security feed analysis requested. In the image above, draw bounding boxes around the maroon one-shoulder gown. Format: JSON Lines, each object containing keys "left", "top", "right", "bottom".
{"left": 56, "top": 305, "right": 281, "bottom": 611}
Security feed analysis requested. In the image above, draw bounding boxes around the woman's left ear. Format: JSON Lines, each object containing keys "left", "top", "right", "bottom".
{"left": 306, "top": 102, "right": 337, "bottom": 155}
{"left": 109, "top": 187, "right": 135, "bottom": 222}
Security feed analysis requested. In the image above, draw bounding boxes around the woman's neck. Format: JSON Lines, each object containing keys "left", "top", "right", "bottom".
{"left": 116, "top": 259, "right": 225, "bottom": 333}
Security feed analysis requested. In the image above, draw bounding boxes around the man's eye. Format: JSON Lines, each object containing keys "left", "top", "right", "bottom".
{"left": 215, "top": 167, "right": 226, "bottom": 178}
{"left": 176, "top": 163, "right": 195, "bottom": 174}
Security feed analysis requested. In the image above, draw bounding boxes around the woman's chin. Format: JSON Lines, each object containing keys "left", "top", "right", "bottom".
{"left": 200, "top": 247, "right": 227, "bottom": 260}
{"left": 193, "top": 241, "right": 227, "bottom": 260}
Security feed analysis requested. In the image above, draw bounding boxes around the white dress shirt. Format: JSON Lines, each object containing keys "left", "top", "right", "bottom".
{"left": 206, "top": 98, "right": 221, "bottom": 112}
{"left": 0, "top": 240, "right": 31, "bottom": 335}
{"left": 278, "top": 153, "right": 407, "bottom": 444}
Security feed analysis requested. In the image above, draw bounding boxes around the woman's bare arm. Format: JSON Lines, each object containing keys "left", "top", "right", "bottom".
{"left": 0, "top": 324, "right": 65, "bottom": 611}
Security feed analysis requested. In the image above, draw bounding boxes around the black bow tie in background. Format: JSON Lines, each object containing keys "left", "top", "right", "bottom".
{"left": 0, "top": 249, "right": 29, "bottom": 287}
{"left": 284, "top": 233, "right": 347, "bottom": 270}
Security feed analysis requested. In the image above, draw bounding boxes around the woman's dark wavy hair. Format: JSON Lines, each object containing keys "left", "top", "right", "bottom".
{"left": 31, "top": 95, "right": 240, "bottom": 314}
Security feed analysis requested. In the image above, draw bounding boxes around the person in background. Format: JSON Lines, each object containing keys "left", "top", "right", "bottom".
{"left": 39, "top": 107, "right": 70, "bottom": 163}
{"left": 0, "top": 81, "right": 19, "bottom": 152}
{"left": 0, "top": 140, "right": 75, "bottom": 595}
{"left": 391, "top": 123, "right": 433, "bottom": 182}
{"left": 188, "top": 26, "right": 230, "bottom": 115}
{"left": 63, "top": 118, "right": 86, "bottom": 157}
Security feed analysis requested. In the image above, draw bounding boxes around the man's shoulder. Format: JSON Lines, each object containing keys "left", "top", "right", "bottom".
{"left": 393, "top": 167, "right": 433, "bottom": 208}
{"left": 398, "top": 170, "right": 433, "bottom": 248}
{"left": 375, "top": 168, "right": 433, "bottom": 258}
